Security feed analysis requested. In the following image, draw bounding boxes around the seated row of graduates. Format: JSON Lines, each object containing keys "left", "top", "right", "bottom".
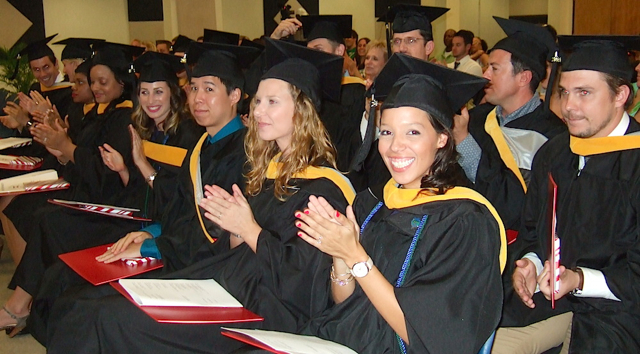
{"left": 0, "top": 35, "right": 506, "bottom": 353}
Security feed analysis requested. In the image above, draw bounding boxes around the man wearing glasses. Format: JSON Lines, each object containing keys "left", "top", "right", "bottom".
{"left": 382, "top": 5, "right": 449, "bottom": 61}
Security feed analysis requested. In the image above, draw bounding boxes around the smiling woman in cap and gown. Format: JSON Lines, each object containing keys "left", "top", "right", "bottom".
{"left": 295, "top": 54, "right": 505, "bottom": 354}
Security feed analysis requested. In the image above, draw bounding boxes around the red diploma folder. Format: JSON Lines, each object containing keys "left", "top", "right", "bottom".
{"left": 110, "top": 282, "right": 264, "bottom": 324}
{"left": 548, "top": 173, "right": 561, "bottom": 309}
{"left": 58, "top": 244, "right": 163, "bottom": 285}
{"left": 0, "top": 179, "right": 70, "bottom": 196}
{"left": 0, "top": 155, "right": 43, "bottom": 171}
{"left": 221, "top": 331, "right": 287, "bottom": 354}
{"left": 48, "top": 199, "right": 152, "bottom": 221}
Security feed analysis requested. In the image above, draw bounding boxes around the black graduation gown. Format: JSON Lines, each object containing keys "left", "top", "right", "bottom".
{"left": 26, "top": 126, "right": 235, "bottom": 345}
{"left": 320, "top": 79, "right": 366, "bottom": 172}
{"left": 507, "top": 120, "right": 640, "bottom": 353}
{"left": 155, "top": 128, "right": 249, "bottom": 271}
{"left": 468, "top": 103, "right": 566, "bottom": 231}
{"left": 302, "top": 184, "right": 503, "bottom": 354}
{"left": 47, "top": 166, "right": 354, "bottom": 354}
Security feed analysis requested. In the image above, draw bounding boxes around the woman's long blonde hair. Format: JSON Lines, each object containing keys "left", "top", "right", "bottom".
{"left": 245, "top": 83, "right": 336, "bottom": 201}
{"left": 132, "top": 80, "right": 187, "bottom": 139}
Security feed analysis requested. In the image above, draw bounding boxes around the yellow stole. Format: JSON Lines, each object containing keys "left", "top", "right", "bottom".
{"left": 484, "top": 108, "right": 527, "bottom": 191}
{"left": 265, "top": 155, "right": 356, "bottom": 204}
{"left": 342, "top": 76, "right": 366, "bottom": 86}
{"left": 142, "top": 140, "right": 187, "bottom": 167}
{"left": 189, "top": 133, "right": 217, "bottom": 243}
{"left": 569, "top": 134, "right": 640, "bottom": 156}
{"left": 383, "top": 179, "right": 507, "bottom": 273}
{"left": 83, "top": 103, "right": 96, "bottom": 115}
{"left": 96, "top": 100, "right": 133, "bottom": 114}
{"left": 39, "top": 81, "right": 73, "bottom": 92}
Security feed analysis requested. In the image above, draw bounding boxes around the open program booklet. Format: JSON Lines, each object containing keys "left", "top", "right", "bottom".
{"left": 0, "top": 137, "right": 32, "bottom": 150}
{"left": 221, "top": 328, "right": 357, "bottom": 354}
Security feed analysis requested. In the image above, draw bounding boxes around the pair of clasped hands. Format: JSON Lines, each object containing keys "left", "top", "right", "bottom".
{"left": 96, "top": 182, "right": 361, "bottom": 264}
{"left": 1, "top": 91, "right": 70, "bottom": 157}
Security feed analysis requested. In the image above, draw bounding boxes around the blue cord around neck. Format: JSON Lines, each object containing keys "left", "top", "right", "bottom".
{"left": 359, "top": 201, "right": 429, "bottom": 354}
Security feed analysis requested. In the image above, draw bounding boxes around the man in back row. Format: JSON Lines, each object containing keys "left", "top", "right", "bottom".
{"left": 448, "top": 29, "right": 483, "bottom": 77}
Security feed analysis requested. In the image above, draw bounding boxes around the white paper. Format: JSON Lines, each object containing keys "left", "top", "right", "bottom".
{"left": 0, "top": 169, "right": 59, "bottom": 192}
{"left": 221, "top": 328, "right": 358, "bottom": 354}
{"left": 0, "top": 137, "right": 31, "bottom": 150}
{"left": 118, "top": 279, "right": 243, "bottom": 307}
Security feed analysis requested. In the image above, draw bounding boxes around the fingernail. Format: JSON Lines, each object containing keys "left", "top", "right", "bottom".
{"left": 296, "top": 222, "right": 302, "bottom": 228}
{"left": 304, "top": 210, "right": 310, "bottom": 215}
{"left": 336, "top": 211, "right": 340, "bottom": 217}
{"left": 297, "top": 232, "right": 303, "bottom": 237}
{"left": 295, "top": 212, "right": 301, "bottom": 218}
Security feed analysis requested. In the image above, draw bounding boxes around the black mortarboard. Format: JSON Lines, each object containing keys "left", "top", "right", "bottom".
{"left": 203, "top": 29, "right": 240, "bottom": 45}
{"left": 492, "top": 17, "right": 558, "bottom": 80}
{"left": 54, "top": 37, "right": 104, "bottom": 60}
{"left": 10, "top": 34, "right": 58, "bottom": 80}
{"left": 92, "top": 42, "right": 145, "bottom": 74}
{"left": 171, "top": 35, "right": 194, "bottom": 53}
{"left": 258, "top": 37, "right": 342, "bottom": 110}
{"left": 300, "top": 15, "right": 352, "bottom": 45}
{"left": 240, "top": 39, "right": 265, "bottom": 52}
{"left": 378, "top": 54, "right": 487, "bottom": 128}
{"left": 351, "top": 53, "right": 486, "bottom": 171}
{"left": 134, "top": 51, "right": 183, "bottom": 84}
{"left": 186, "top": 41, "right": 261, "bottom": 91}
{"left": 558, "top": 35, "right": 640, "bottom": 82}
{"left": 378, "top": 5, "right": 448, "bottom": 38}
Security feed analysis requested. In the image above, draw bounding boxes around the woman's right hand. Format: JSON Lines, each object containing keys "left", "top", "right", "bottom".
{"left": 99, "top": 143, "right": 126, "bottom": 173}
{"left": 129, "top": 125, "right": 146, "bottom": 166}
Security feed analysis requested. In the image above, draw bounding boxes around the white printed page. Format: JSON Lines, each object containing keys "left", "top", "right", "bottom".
{"left": 118, "top": 279, "right": 243, "bottom": 307}
{"left": 0, "top": 138, "right": 31, "bottom": 150}
{"left": 221, "top": 328, "right": 358, "bottom": 354}
{"left": 0, "top": 169, "right": 59, "bottom": 192}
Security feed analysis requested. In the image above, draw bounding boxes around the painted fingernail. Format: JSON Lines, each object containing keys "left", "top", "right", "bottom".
{"left": 297, "top": 232, "right": 303, "bottom": 237}
{"left": 295, "top": 212, "right": 301, "bottom": 218}
{"left": 304, "top": 210, "right": 310, "bottom": 215}
{"left": 336, "top": 211, "right": 340, "bottom": 217}
{"left": 296, "top": 222, "right": 302, "bottom": 228}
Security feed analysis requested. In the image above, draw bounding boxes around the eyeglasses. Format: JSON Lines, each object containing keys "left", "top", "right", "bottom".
{"left": 391, "top": 37, "right": 425, "bottom": 47}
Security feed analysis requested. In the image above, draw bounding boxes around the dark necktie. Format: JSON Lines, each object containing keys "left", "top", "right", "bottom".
{"left": 454, "top": 61, "right": 460, "bottom": 70}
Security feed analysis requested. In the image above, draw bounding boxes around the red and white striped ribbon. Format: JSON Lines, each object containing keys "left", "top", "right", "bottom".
{"left": 25, "top": 181, "right": 70, "bottom": 191}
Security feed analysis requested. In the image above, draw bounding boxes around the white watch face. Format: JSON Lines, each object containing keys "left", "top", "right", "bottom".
{"left": 351, "top": 262, "right": 370, "bottom": 278}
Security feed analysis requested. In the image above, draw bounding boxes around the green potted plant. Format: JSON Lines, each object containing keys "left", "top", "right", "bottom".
{"left": 0, "top": 43, "right": 36, "bottom": 94}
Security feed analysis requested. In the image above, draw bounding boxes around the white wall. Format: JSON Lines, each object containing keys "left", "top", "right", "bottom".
{"left": 319, "top": 0, "right": 376, "bottom": 42}
{"left": 509, "top": 0, "right": 547, "bottom": 16}
{"left": 547, "top": 0, "right": 573, "bottom": 35}
{"left": 218, "top": 0, "right": 265, "bottom": 39}
{"left": 43, "top": 0, "right": 130, "bottom": 60}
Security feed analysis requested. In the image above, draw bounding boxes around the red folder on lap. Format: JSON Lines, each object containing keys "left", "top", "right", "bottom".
{"left": 110, "top": 282, "right": 264, "bottom": 324}
{"left": 59, "top": 244, "right": 163, "bottom": 285}
{"left": 49, "top": 199, "right": 152, "bottom": 221}
{"left": 221, "top": 331, "right": 287, "bottom": 354}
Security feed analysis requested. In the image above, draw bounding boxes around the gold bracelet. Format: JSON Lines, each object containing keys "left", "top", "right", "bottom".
{"left": 330, "top": 265, "right": 354, "bottom": 286}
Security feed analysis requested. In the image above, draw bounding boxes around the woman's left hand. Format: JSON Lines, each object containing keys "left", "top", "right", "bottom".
{"left": 199, "top": 184, "right": 262, "bottom": 240}
{"left": 296, "top": 202, "right": 362, "bottom": 261}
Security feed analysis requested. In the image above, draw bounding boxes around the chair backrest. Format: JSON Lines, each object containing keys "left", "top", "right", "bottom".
{"left": 478, "top": 331, "right": 496, "bottom": 354}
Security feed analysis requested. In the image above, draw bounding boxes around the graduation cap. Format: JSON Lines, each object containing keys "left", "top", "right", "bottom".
{"left": 171, "top": 35, "right": 194, "bottom": 54}
{"left": 558, "top": 35, "right": 640, "bottom": 82}
{"left": 258, "top": 37, "right": 343, "bottom": 110}
{"left": 203, "top": 29, "right": 240, "bottom": 45}
{"left": 134, "top": 51, "right": 184, "bottom": 84}
{"left": 92, "top": 42, "right": 145, "bottom": 74}
{"left": 53, "top": 37, "right": 105, "bottom": 61}
{"left": 378, "top": 5, "right": 448, "bottom": 38}
{"left": 9, "top": 34, "right": 58, "bottom": 80}
{"left": 186, "top": 41, "right": 261, "bottom": 91}
{"left": 492, "top": 17, "right": 558, "bottom": 80}
{"left": 351, "top": 53, "right": 487, "bottom": 171}
{"left": 300, "top": 15, "right": 352, "bottom": 45}
{"left": 240, "top": 38, "right": 265, "bottom": 52}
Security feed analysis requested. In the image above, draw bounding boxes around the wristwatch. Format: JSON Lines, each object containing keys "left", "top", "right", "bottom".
{"left": 349, "top": 257, "right": 373, "bottom": 278}
{"left": 146, "top": 171, "right": 158, "bottom": 183}
{"left": 569, "top": 267, "right": 584, "bottom": 296}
